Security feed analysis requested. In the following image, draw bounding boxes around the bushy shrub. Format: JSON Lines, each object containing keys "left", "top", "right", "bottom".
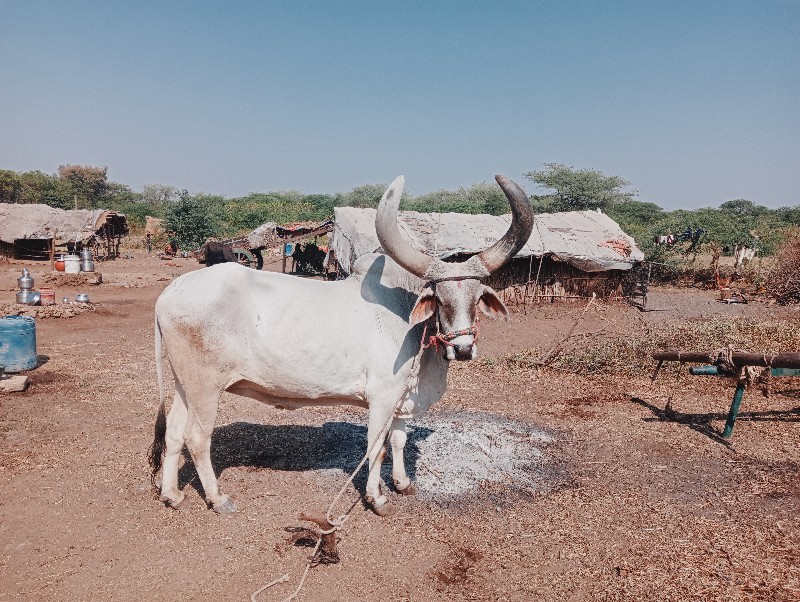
{"left": 163, "top": 193, "right": 218, "bottom": 250}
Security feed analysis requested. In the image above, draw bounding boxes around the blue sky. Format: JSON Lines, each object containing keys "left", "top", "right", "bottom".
{"left": 1, "top": 1, "right": 798, "bottom": 209}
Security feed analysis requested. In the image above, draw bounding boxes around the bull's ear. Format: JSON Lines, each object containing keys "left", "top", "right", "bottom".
{"left": 479, "top": 286, "right": 510, "bottom": 321}
{"left": 410, "top": 289, "right": 437, "bottom": 325}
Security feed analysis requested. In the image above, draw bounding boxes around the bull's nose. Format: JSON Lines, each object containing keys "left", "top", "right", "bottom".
{"left": 453, "top": 344, "right": 474, "bottom": 361}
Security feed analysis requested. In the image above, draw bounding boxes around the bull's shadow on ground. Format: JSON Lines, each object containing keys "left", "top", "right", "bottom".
{"left": 178, "top": 421, "right": 433, "bottom": 498}
{"left": 631, "top": 396, "right": 800, "bottom": 446}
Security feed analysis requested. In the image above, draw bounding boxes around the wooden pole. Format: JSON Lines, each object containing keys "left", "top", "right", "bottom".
{"left": 49, "top": 229, "right": 56, "bottom": 267}
{"left": 653, "top": 349, "right": 800, "bottom": 369}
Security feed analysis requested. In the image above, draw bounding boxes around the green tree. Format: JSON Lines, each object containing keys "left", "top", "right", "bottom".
{"left": 607, "top": 199, "right": 666, "bottom": 245}
{"left": 301, "top": 193, "right": 338, "bottom": 218}
{"left": 405, "top": 188, "right": 474, "bottom": 213}
{"left": 58, "top": 164, "right": 109, "bottom": 209}
{"left": 18, "top": 170, "right": 72, "bottom": 208}
{"left": 221, "top": 192, "right": 321, "bottom": 235}
{"left": 343, "top": 183, "right": 388, "bottom": 208}
{"left": 467, "top": 182, "right": 509, "bottom": 215}
{"left": 102, "top": 182, "right": 141, "bottom": 206}
{"left": 404, "top": 182, "right": 508, "bottom": 215}
{"left": 528, "top": 194, "right": 558, "bottom": 214}
{"left": 99, "top": 182, "right": 148, "bottom": 228}
{"left": 524, "top": 163, "right": 636, "bottom": 212}
{"left": 718, "top": 198, "right": 768, "bottom": 218}
{"left": 776, "top": 206, "right": 800, "bottom": 226}
{"left": 0, "top": 170, "right": 22, "bottom": 203}
{"left": 141, "top": 184, "right": 180, "bottom": 204}
{"left": 163, "top": 192, "right": 218, "bottom": 250}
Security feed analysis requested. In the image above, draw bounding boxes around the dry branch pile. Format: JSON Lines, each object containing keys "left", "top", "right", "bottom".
{"left": 765, "top": 231, "right": 800, "bottom": 304}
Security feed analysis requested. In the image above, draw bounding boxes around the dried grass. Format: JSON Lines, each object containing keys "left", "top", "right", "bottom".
{"left": 498, "top": 316, "right": 800, "bottom": 376}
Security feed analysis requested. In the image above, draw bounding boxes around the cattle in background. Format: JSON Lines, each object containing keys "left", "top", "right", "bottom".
{"left": 149, "top": 174, "right": 534, "bottom": 516}
{"left": 733, "top": 244, "right": 757, "bottom": 270}
{"left": 203, "top": 241, "right": 237, "bottom": 266}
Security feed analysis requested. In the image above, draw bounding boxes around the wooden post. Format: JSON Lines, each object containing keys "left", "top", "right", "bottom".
{"left": 281, "top": 243, "right": 287, "bottom": 274}
{"left": 49, "top": 230, "right": 56, "bottom": 268}
{"left": 653, "top": 350, "right": 800, "bottom": 369}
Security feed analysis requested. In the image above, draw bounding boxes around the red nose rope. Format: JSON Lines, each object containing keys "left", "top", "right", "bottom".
{"left": 421, "top": 317, "right": 480, "bottom": 352}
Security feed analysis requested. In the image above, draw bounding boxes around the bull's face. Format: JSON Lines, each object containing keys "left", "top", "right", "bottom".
{"left": 409, "top": 278, "right": 510, "bottom": 361}
{"left": 375, "top": 173, "right": 534, "bottom": 361}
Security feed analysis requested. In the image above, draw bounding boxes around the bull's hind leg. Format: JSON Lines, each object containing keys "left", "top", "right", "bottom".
{"left": 159, "top": 384, "right": 189, "bottom": 509}
{"left": 389, "top": 417, "right": 415, "bottom": 495}
{"left": 182, "top": 389, "right": 237, "bottom": 514}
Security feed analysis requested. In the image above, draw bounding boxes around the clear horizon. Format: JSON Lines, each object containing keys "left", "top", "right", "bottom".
{"left": 1, "top": 1, "right": 798, "bottom": 209}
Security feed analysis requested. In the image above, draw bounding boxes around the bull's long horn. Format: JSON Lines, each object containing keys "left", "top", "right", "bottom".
{"left": 375, "top": 175, "right": 433, "bottom": 278}
{"left": 475, "top": 175, "right": 534, "bottom": 273}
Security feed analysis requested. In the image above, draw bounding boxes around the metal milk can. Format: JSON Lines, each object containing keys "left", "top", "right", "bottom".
{"left": 80, "top": 248, "right": 95, "bottom": 272}
{"left": 17, "top": 268, "right": 33, "bottom": 291}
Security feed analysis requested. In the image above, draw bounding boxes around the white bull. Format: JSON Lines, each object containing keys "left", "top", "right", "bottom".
{"left": 149, "top": 174, "right": 534, "bottom": 515}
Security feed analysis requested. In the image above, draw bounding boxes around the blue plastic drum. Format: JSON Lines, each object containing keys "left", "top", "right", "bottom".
{"left": 0, "top": 316, "right": 38, "bottom": 373}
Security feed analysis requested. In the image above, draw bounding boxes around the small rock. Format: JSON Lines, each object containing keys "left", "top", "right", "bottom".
{"left": 0, "top": 375, "right": 30, "bottom": 393}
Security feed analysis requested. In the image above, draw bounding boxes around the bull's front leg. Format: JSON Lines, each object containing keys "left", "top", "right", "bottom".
{"left": 389, "top": 417, "right": 415, "bottom": 495}
{"left": 364, "top": 407, "right": 394, "bottom": 516}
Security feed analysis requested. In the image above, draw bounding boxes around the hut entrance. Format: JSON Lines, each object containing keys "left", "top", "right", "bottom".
{"left": 13, "top": 239, "right": 51, "bottom": 261}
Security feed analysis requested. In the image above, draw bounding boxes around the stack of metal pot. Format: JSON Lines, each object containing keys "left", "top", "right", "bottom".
{"left": 16, "top": 269, "right": 41, "bottom": 305}
{"left": 80, "top": 248, "right": 95, "bottom": 272}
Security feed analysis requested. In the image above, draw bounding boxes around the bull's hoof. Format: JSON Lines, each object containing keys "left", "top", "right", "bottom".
{"left": 160, "top": 492, "right": 189, "bottom": 510}
{"left": 396, "top": 481, "right": 417, "bottom": 496}
{"left": 365, "top": 495, "right": 395, "bottom": 517}
{"left": 373, "top": 502, "right": 396, "bottom": 517}
{"left": 212, "top": 496, "right": 237, "bottom": 514}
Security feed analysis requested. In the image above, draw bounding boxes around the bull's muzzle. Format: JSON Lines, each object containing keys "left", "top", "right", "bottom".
{"left": 449, "top": 343, "right": 478, "bottom": 362}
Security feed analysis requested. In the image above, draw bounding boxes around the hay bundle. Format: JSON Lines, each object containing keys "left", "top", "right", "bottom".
{"left": 765, "top": 231, "right": 800, "bottom": 304}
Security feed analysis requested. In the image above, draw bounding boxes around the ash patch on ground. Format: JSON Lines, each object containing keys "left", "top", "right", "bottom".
{"left": 309, "top": 410, "right": 562, "bottom": 503}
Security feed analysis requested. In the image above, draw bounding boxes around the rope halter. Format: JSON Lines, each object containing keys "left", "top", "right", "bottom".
{"left": 422, "top": 322, "right": 479, "bottom": 352}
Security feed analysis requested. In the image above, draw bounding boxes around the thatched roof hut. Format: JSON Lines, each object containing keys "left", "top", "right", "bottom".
{"left": 0, "top": 203, "right": 128, "bottom": 259}
{"left": 329, "top": 208, "right": 644, "bottom": 302}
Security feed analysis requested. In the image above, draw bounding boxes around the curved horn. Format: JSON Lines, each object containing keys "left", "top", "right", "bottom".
{"left": 375, "top": 176, "right": 433, "bottom": 278}
{"left": 476, "top": 175, "right": 534, "bottom": 273}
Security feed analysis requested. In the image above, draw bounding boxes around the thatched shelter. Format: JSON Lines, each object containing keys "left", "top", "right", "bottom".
{"left": 0, "top": 203, "right": 129, "bottom": 260}
{"left": 329, "top": 208, "right": 644, "bottom": 303}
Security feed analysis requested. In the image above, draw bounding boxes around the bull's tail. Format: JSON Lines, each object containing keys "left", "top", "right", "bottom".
{"left": 147, "top": 313, "right": 167, "bottom": 488}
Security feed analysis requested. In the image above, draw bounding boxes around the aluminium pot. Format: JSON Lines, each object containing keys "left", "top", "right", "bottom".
{"left": 16, "top": 290, "right": 41, "bottom": 305}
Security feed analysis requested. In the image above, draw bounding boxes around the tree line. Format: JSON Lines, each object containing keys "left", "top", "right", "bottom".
{"left": 1, "top": 164, "right": 797, "bottom": 256}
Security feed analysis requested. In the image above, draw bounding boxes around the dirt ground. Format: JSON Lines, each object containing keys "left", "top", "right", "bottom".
{"left": 1, "top": 253, "right": 798, "bottom": 601}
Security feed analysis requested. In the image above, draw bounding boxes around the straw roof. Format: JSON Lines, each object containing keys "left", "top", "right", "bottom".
{"left": 331, "top": 207, "right": 644, "bottom": 274}
{"left": 0, "top": 203, "right": 128, "bottom": 244}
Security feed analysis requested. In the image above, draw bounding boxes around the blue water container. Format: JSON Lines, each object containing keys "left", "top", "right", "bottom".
{"left": 0, "top": 316, "right": 38, "bottom": 373}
